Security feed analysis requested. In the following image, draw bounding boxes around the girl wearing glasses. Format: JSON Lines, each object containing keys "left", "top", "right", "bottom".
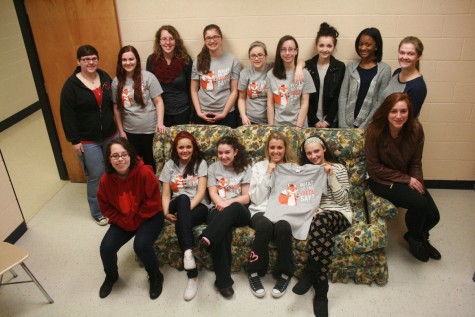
{"left": 305, "top": 23, "right": 346, "bottom": 128}
{"left": 146, "top": 25, "right": 194, "bottom": 126}
{"left": 238, "top": 41, "right": 305, "bottom": 125}
{"left": 112, "top": 45, "right": 165, "bottom": 173}
{"left": 266, "top": 35, "right": 316, "bottom": 130}
{"left": 159, "top": 131, "right": 209, "bottom": 301}
{"left": 338, "top": 27, "right": 391, "bottom": 129}
{"left": 60, "top": 45, "right": 118, "bottom": 226}
{"left": 97, "top": 138, "right": 164, "bottom": 300}
{"left": 191, "top": 24, "right": 241, "bottom": 128}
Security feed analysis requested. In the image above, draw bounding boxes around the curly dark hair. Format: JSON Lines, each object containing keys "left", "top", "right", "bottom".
{"left": 171, "top": 131, "right": 204, "bottom": 178}
{"left": 152, "top": 25, "right": 191, "bottom": 64}
{"left": 299, "top": 135, "right": 336, "bottom": 165}
{"left": 216, "top": 136, "right": 250, "bottom": 174}
{"left": 104, "top": 137, "right": 139, "bottom": 174}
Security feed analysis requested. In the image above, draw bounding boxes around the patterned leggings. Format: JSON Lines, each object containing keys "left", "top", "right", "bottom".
{"left": 308, "top": 210, "right": 350, "bottom": 281}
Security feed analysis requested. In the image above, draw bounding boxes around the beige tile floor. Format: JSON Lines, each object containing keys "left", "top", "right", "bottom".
{"left": 1, "top": 183, "right": 474, "bottom": 317}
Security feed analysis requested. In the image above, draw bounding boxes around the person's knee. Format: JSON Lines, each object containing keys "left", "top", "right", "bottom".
{"left": 252, "top": 215, "right": 273, "bottom": 234}
{"left": 174, "top": 194, "right": 191, "bottom": 214}
{"left": 275, "top": 220, "right": 292, "bottom": 235}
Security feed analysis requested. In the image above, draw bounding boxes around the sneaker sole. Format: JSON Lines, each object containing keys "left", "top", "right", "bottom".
{"left": 271, "top": 290, "right": 286, "bottom": 298}
{"left": 251, "top": 289, "right": 266, "bottom": 298}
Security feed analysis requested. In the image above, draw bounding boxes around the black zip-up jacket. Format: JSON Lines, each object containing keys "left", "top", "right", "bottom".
{"left": 60, "top": 67, "right": 117, "bottom": 145}
{"left": 305, "top": 55, "right": 345, "bottom": 127}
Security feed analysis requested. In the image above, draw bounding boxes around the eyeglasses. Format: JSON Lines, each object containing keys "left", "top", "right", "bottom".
{"left": 280, "top": 48, "right": 297, "bottom": 53}
{"left": 160, "top": 37, "right": 175, "bottom": 43}
{"left": 205, "top": 35, "right": 221, "bottom": 42}
{"left": 110, "top": 153, "right": 130, "bottom": 160}
{"left": 250, "top": 53, "right": 265, "bottom": 60}
{"left": 80, "top": 57, "right": 99, "bottom": 63}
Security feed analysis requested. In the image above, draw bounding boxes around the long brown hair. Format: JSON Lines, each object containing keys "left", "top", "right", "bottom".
{"left": 152, "top": 25, "right": 190, "bottom": 64}
{"left": 197, "top": 24, "right": 222, "bottom": 74}
{"left": 171, "top": 131, "right": 204, "bottom": 178}
{"left": 366, "top": 93, "right": 416, "bottom": 146}
{"left": 272, "top": 35, "right": 299, "bottom": 80}
{"left": 115, "top": 45, "right": 145, "bottom": 110}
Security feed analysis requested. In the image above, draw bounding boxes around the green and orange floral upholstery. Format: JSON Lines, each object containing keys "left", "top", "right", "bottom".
{"left": 151, "top": 125, "right": 397, "bottom": 285}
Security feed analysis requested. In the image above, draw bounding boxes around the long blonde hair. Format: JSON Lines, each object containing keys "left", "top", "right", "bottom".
{"left": 265, "top": 131, "right": 298, "bottom": 163}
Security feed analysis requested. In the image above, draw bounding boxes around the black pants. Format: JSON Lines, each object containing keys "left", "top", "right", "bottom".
{"left": 164, "top": 107, "right": 193, "bottom": 126}
{"left": 169, "top": 195, "right": 208, "bottom": 278}
{"left": 368, "top": 179, "right": 440, "bottom": 239}
{"left": 195, "top": 110, "right": 238, "bottom": 128}
{"left": 201, "top": 202, "right": 250, "bottom": 288}
{"left": 100, "top": 212, "right": 164, "bottom": 278}
{"left": 125, "top": 132, "right": 156, "bottom": 172}
{"left": 247, "top": 212, "right": 294, "bottom": 277}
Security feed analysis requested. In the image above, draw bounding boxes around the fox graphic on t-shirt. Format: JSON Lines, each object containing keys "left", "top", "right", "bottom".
{"left": 201, "top": 72, "right": 216, "bottom": 91}
{"left": 278, "top": 184, "right": 298, "bottom": 206}
{"left": 273, "top": 84, "right": 288, "bottom": 106}
{"left": 121, "top": 88, "right": 133, "bottom": 108}
{"left": 247, "top": 82, "right": 260, "bottom": 99}
{"left": 217, "top": 177, "right": 228, "bottom": 198}
{"left": 170, "top": 174, "right": 186, "bottom": 192}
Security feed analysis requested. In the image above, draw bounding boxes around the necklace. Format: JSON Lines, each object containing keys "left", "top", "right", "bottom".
{"left": 81, "top": 72, "right": 97, "bottom": 85}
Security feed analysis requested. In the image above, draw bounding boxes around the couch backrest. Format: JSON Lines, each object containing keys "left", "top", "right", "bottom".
{"left": 153, "top": 125, "right": 367, "bottom": 224}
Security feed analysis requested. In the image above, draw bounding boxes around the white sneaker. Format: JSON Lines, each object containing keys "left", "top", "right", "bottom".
{"left": 183, "top": 249, "right": 196, "bottom": 270}
{"left": 183, "top": 278, "right": 198, "bottom": 301}
{"left": 94, "top": 216, "right": 108, "bottom": 226}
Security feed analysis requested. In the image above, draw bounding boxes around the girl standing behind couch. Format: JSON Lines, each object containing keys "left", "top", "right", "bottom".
{"left": 112, "top": 45, "right": 165, "bottom": 172}
{"left": 238, "top": 41, "right": 305, "bottom": 125}
{"left": 305, "top": 23, "right": 346, "bottom": 128}
{"left": 293, "top": 135, "right": 352, "bottom": 317}
{"left": 191, "top": 24, "right": 241, "bottom": 128}
{"left": 199, "top": 136, "right": 252, "bottom": 298}
{"left": 338, "top": 27, "right": 391, "bottom": 129}
{"left": 380, "top": 36, "right": 427, "bottom": 117}
{"left": 267, "top": 35, "right": 316, "bottom": 130}
{"left": 97, "top": 138, "right": 164, "bottom": 300}
{"left": 146, "top": 25, "right": 194, "bottom": 126}
{"left": 159, "top": 131, "right": 209, "bottom": 301}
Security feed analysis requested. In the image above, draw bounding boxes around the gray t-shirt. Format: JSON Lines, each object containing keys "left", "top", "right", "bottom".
{"left": 266, "top": 69, "right": 315, "bottom": 128}
{"left": 112, "top": 70, "right": 163, "bottom": 134}
{"left": 159, "top": 159, "right": 209, "bottom": 205}
{"left": 238, "top": 64, "right": 273, "bottom": 124}
{"left": 207, "top": 161, "right": 251, "bottom": 203}
{"left": 191, "top": 51, "right": 241, "bottom": 113}
{"left": 264, "top": 163, "right": 327, "bottom": 240}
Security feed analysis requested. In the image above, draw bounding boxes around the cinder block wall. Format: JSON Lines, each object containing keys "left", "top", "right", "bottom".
{"left": 115, "top": 0, "right": 475, "bottom": 181}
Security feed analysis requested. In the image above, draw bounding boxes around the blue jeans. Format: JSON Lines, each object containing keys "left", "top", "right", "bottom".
{"left": 79, "top": 135, "right": 118, "bottom": 219}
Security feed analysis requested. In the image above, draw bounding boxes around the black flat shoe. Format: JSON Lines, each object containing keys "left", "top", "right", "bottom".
{"left": 149, "top": 270, "right": 164, "bottom": 299}
{"left": 218, "top": 285, "right": 234, "bottom": 298}
{"left": 99, "top": 273, "right": 119, "bottom": 298}
{"left": 425, "top": 239, "right": 442, "bottom": 260}
{"left": 405, "top": 234, "right": 429, "bottom": 262}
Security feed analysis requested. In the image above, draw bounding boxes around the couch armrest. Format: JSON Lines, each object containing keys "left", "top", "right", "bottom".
{"left": 364, "top": 182, "right": 398, "bottom": 225}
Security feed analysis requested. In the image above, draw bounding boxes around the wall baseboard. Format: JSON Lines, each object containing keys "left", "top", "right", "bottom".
{"left": 425, "top": 180, "right": 474, "bottom": 190}
{"left": 4, "top": 222, "right": 28, "bottom": 243}
{"left": 0, "top": 103, "right": 41, "bottom": 133}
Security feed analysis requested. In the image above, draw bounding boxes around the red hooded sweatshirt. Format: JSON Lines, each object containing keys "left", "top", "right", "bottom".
{"left": 97, "top": 159, "right": 163, "bottom": 231}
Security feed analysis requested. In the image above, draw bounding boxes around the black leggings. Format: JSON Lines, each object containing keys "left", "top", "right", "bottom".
{"left": 369, "top": 179, "right": 440, "bottom": 239}
{"left": 247, "top": 212, "right": 294, "bottom": 277}
{"left": 125, "top": 132, "right": 155, "bottom": 172}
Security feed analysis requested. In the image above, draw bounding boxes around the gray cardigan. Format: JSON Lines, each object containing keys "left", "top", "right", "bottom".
{"left": 338, "top": 60, "right": 391, "bottom": 129}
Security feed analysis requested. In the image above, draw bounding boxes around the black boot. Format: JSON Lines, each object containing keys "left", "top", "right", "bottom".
{"left": 148, "top": 268, "right": 164, "bottom": 299}
{"left": 99, "top": 271, "right": 119, "bottom": 298}
{"left": 424, "top": 233, "right": 441, "bottom": 260}
{"left": 404, "top": 232, "right": 429, "bottom": 262}
{"left": 293, "top": 258, "right": 319, "bottom": 295}
{"left": 313, "top": 280, "right": 329, "bottom": 317}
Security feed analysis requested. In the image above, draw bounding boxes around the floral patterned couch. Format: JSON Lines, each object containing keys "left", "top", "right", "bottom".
{"left": 150, "top": 124, "right": 397, "bottom": 285}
